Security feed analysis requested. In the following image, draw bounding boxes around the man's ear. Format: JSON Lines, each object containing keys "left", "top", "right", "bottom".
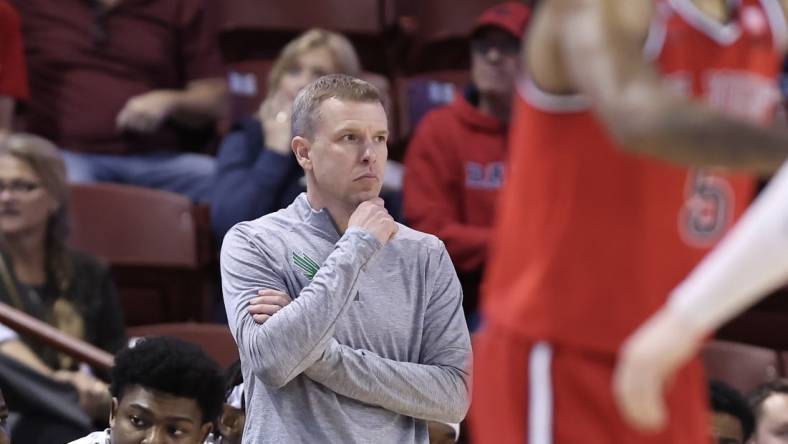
{"left": 199, "top": 422, "right": 213, "bottom": 442}
{"left": 292, "top": 136, "right": 312, "bottom": 171}
{"left": 108, "top": 397, "right": 119, "bottom": 428}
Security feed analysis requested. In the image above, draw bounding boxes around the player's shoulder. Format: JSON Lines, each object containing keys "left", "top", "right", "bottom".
{"left": 527, "top": 0, "right": 654, "bottom": 92}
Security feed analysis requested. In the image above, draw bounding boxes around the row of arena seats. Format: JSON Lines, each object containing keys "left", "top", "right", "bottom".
{"left": 218, "top": 0, "right": 525, "bottom": 73}
{"left": 703, "top": 340, "right": 786, "bottom": 395}
{"left": 67, "top": 183, "right": 217, "bottom": 326}
{"left": 127, "top": 323, "right": 239, "bottom": 368}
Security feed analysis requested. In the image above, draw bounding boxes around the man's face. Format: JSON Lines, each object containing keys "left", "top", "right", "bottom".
{"left": 753, "top": 394, "right": 788, "bottom": 444}
{"left": 301, "top": 97, "right": 388, "bottom": 208}
{"left": 109, "top": 385, "right": 212, "bottom": 444}
{"left": 470, "top": 27, "right": 520, "bottom": 100}
{"left": 711, "top": 411, "right": 744, "bottom": 444}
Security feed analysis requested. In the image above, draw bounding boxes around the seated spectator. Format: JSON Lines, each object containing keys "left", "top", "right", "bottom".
{"left": 0, "top": 0, "right": 27, "bottom": 135}
{"left": 0, "top": 133, "right": 126, "bottom": 438}
{"left": 210, "top": 29, "right": 362, "bottom": 240}
{"left": 216, "top": 360, "right": 244, "bottom": 444}
{"left": 403, "top": 2, "right": 530, "bottom": 326}
{"left": 12, "top": 0, "right": 226, "bottom": 202}
{"left": 749, "top": 379, "right": 788, "bottom": 444}
{"left": 709, "top": 380, "right": 754, "bottom": 444}
{"left": 69, "top": 336, "right": 225, "bottom": 444}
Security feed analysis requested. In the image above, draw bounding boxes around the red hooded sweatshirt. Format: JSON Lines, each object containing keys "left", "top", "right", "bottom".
{"left": 404, "top": 91, "right": 508, "bottom": 273}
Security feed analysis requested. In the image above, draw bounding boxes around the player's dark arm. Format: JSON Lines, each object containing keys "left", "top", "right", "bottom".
{"left": 555, "top": 0, "right": 788, "bottom": 174}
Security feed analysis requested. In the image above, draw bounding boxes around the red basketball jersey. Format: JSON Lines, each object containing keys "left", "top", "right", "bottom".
{"left": 482, "top": 0, "right": 786, "bottom": 353}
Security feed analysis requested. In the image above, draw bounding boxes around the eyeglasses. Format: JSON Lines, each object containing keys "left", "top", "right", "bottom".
{"left": 0, "top": 180, "right": 41, "bottom": 195}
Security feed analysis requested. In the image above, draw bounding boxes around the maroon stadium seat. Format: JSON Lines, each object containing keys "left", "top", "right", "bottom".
{"left": 68, "top": 183, "right": 216, "bottom": 325}
{"left": 226, "top": 59, "right": 276, "bottom": 122}
{"left": 395, "top": 70, "right": 470, "bottom": 139}
{"left": 220, "top": 0, "right": 400, "bottom": 72}
{"left": 701, "top": 340, "right": 780, "bottom": 395}
{"left": 127, "top": 323, "right": 239, "bottom": 368}
{"left": 222, "top": 0, "right": 397, "bottom": 35}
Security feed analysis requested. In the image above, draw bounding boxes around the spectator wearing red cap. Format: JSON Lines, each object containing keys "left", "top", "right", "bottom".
{"left": 403, "top": 2, "right": 530, "bottom": 327}
{"left": 0, "top": 0, "right": 27, "bottom": 135}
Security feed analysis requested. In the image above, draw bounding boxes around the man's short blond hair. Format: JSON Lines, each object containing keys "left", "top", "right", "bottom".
{"left": 291, "top": 74, "right": 382, "bottom": 140}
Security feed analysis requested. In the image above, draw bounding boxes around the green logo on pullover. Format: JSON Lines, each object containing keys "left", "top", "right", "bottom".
{"left": 293, "top": 252, "right": 320, "bottom": 279}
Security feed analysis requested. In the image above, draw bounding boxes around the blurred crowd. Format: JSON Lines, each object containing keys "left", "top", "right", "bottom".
{"left": 1, "top": 0, "right": 787, "bottom": 443}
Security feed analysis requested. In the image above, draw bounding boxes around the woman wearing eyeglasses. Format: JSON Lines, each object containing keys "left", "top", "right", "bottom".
{"left": 0, "top": 133, "right": 126, "bottom": 443}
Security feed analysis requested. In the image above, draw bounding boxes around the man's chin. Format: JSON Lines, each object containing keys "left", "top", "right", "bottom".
{"left": 350, "top": 189, "right": 382, "bottom": 206}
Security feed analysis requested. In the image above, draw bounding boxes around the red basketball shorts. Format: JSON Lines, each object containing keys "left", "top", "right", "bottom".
{"left": 469, "top": 323, "right": 711, "bottom": 444}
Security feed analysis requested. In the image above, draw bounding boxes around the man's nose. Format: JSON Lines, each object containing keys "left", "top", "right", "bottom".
{"left": 360, "top": 139, "right": 377, "bottom": 163}
{"left": 484, "top": 46, "right": 502, "bottom": 63}
{"left": 141, "top": 427, "right": 165, "bottom": 444}
{"left": 0, "top": 187, "right": 13, "bottom": 201}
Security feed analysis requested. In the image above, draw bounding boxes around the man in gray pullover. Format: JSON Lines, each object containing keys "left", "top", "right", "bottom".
{"left": 220, "top": 74, "right": 471, "bottom": 443}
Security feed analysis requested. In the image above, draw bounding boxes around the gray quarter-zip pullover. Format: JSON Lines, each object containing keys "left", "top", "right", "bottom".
{"left": 221, "top": 194, "right": 471, "bottom": 444}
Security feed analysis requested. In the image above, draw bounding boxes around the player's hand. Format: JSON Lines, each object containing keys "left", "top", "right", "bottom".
{"left": 348, "top": 198, "right": 398, "bottom": 245}
{"left": 248, "top": 289, "right": 292, "bottom": 324}
{"left": 258, "top": 90, "right": 293, "bottom": 155}
{"left": 116, "top": 90, "right": 179, "bottom": 133}
{"left": 612, "top": 307, "right": 706, "bottom": 432}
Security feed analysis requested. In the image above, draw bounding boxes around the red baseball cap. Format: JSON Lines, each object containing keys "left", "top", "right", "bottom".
{"left": 471, "top": 2, "right": 531, "bottom": 40}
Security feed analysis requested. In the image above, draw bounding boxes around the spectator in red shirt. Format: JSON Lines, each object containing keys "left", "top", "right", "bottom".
{"left": 12, "top": 0, "right": 226, "bottom": 202}
{"left": 0, "top": 0, "right": 28, "bottom": 135}
{"left": 403, "top": 2, "right": 530, "bottom": 326}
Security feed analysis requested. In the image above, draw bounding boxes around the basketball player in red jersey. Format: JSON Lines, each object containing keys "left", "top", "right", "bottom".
{"left": 471, "top": 0, "right": 788, "bottom": 443}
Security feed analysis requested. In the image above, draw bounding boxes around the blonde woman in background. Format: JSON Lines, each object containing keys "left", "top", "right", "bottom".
{"left": 210, "top": 29, "right": 362, "bottom": 241}
{"left": 0, "top": 133, "right": 125, "bottom": 443}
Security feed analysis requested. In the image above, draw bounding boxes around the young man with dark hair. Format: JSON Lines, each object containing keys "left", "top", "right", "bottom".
{"left": 748, "top": 379, "right": 788, "bottom": 444}
{"left": 709, "top": 380, "right": 754, "bottom": 444}
{"left": 68, "top": 336, "right": 225, "bottom": 444}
